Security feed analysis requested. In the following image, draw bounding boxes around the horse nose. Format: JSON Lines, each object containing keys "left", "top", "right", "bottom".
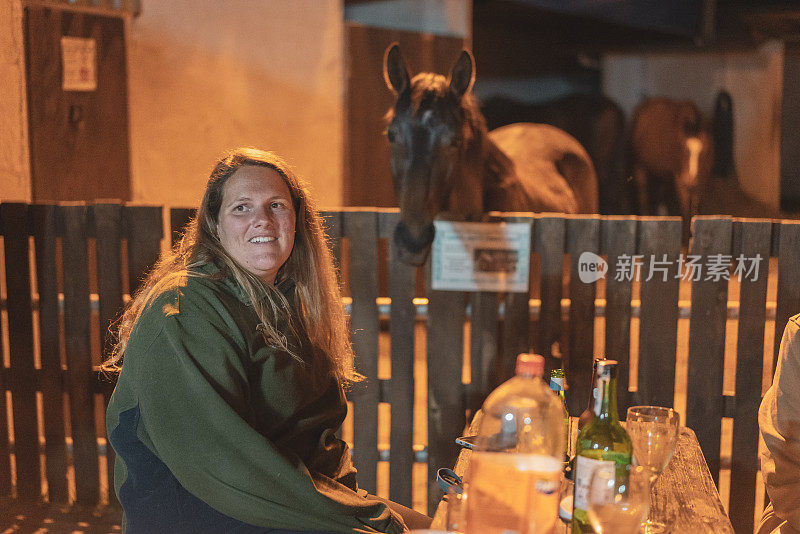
{"left": 393, "top": 221, "right": 435, "bottom": 266}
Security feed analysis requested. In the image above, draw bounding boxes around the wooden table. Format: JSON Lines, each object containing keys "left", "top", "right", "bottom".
{"left": 431, "top": 414, "right": 734, "bottom": 533}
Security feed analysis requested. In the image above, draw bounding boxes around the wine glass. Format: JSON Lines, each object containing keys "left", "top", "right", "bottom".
{"left": 586, "top": 464, "right": 650, "bottom": 534}
{"left": 626, "top": 406, "right": 681, "bottom": 533}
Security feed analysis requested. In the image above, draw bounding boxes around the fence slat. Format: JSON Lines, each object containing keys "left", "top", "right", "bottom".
{"left": 534, "top": 216, "right": 565, "bottom": 375}
{"left": 636, "top": 217, "right": 682, "bottom": 408}
{"left": 1, "top": 203, "right": 40, "bottom": 500}
{"left": 61, "top": 204, "right": 100, "bottom": 505}
{"left": 686, "top": 217, "right": 733, "bottom": 484}
{"left": 501, "top": 216, "right": 534, "bottom": 382}
{"left": 426, "top": 270, "right": 466, "bottom": 515}
{"left": 729, "top": 219, "right": 771, "bottom": 534}
{"left": 469, "top": 291, "right": 499, "bottom": 414}
{"left": 344, "top": 211, "right": 380, "bottom": 495}
{"left": 322, "top": 211, "right": 344, "bottom": 272}
{"left": 381, "top": 212, "right": 416, "bottom": 507}
{"left": 169, "top": 207, "right": 195, "bottom": 247}
{"left": 31, "top": 204, "right": 68, "bottom": 503}
{"left": 773, "top": 221, "right": 800, "bottom": 374}
{"left": 93, "top": 203, "right": 124, "bottom": 506}
{"left": 566, "top": 217, "right": 600, "bottom": 416}
{"left": 124, "top": 206, "right": 163, "bottom": 295}
{"left": 601, "top": 217, "right": 637, "bottom": 414}
{"left": 0, "top": 209, "right": 10, "bottom": 496}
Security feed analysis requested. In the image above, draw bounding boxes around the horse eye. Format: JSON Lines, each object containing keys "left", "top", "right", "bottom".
{"left": 387, "top": 127, "right": 399, "bottom": 144}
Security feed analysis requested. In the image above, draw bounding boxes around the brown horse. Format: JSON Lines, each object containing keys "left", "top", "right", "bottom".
{"left": 383, "top": 44, "right": 598, "bottom": 265}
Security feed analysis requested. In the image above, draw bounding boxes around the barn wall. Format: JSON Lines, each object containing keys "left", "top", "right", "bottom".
{"left": 0, "top": 1, "right": 346, "bottom": 209}
{"left": 127, "top": 0, "right": 345, "bottom": 209}
{"left": 602, "top": 41, "right": 783, "bottom": 211}
{"left": 0, "top": 0, "right": 31, "bottom": 202}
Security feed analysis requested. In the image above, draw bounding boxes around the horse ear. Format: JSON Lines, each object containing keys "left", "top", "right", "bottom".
{"left": 448, "top": 49, "right": 475, "bottom": 99}
{"left": 384, "top": 43, "right": 410, "bottom": 95}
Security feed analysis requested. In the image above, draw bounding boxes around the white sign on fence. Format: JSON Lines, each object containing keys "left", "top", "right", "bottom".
{"left": 431, "top": 220, "right": 531, "bottom": 292}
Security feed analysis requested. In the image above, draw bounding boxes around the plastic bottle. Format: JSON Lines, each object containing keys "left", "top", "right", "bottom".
{"left": 465, "top": 353, "right": 566, "bottom": 534}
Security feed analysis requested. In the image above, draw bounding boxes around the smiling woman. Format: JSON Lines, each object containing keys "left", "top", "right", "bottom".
{"left": 101, "top": 148, "right": 431, "bottom": 533}
{"left": 216, "top": 165, "right": 297, "bottom": 284}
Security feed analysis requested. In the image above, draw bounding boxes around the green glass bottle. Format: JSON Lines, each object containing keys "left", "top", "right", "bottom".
{"left": 548, "top": 368, "right": 569, "bottom": 461}
{"left": 571, "top": 360, "right": 633, "bottom": 533}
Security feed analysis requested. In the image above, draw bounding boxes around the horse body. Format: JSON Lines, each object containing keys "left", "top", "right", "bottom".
{"left": 383, "top": 44, "right": 598, "bottom": 265}
{"left": 489, "top": 123, "right": 598, "bottom": 214}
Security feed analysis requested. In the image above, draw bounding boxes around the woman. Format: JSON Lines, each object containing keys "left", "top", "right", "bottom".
{"left": 105, "top": 148, "right": 430, "bottom": 533}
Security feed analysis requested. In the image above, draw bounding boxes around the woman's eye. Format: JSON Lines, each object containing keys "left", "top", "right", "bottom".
{"left": 271, "top": 201, "right": 286, "bottom": 209}
{"left": 233, "top": 204, "right": 247, "bottom": 212}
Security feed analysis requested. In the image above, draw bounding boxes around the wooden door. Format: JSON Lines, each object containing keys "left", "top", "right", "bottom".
{"left": 25, "top": 6, "right": 131, "bottom": 202}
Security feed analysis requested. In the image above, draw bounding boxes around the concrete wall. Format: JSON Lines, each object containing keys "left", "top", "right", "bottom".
{"left": 0, "top": 0, "right": 30, "bottom": 202}
{"left": 603, "top": 41, "right": 783, "bottom": 210}
{"left": 128, "top": 0, "right": 344, "bottom": 209}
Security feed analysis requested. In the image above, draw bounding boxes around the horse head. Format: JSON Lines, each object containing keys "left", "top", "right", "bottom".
{"left": 631, "top": 98, "right": 714, "bottom": 224}
{"left": 383, "top": 43, "right": 483, "bottom": 266}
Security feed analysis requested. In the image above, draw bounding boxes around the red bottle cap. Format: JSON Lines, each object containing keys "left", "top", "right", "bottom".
{"left": 516, "top": 353, "right": 544, "bottom": 377}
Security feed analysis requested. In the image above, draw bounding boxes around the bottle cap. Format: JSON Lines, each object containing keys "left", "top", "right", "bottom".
{"left": 596, "top": 359, "right": 618, "bottom": 379}
{"left": 516, "top": 353, "right": 544, "bottom": 377}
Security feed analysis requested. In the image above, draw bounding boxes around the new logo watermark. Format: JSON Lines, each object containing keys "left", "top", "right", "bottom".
{"left": 578, "top": 252, "right": 608, "bottom": 283}
{"left": 577, "top": 253, "right": 763, "bottom": 283}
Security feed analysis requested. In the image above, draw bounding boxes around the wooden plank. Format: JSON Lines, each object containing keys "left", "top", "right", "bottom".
{"left": 601, "top": 217, "right": 637, "bottom": 414}
{"left": 565, "top": 216, "right": 600, "bottom": 416}
{"left": 729, "top": 219, "right": 771, "bottom": 534}
{"left": 92, "top": 203, "right": 123, "bottom": 506}
{"left": 380, "top": 211, "right": 416, "bottom": 507}
{"left": 344, "top": 211, "right": 380, "bottom": 495}
{"left": 685, "top": 217, "right": 733, "bottom": 484}
{"left": 533, "top": 216, "right": 565, "bottom": 373}
{"left": 426, "top": 268, "right": 467, "bottom": 515}
{"left": 168, "top": 207, "right": 195, "bottom": 247}
{"left": 124, "top": 206, "right": 163, "bottom": 296}
{"left": 0, "top": 207, "right": 10, "bottom": 497}
{"left": 469, "top": 291, "right": 499, "bottom": 415}
{"left": 60, "top": 204, "right": 100, "bottom": 505}
{"left": 635, "top": 217, "right": 682, "bottom": 408}
{"left": 1, "top": 203, "right": 41, "bottom": 500}
{"left": 773, "top": 221, "right": 800, "bottom": 374}
{"left": 321, "top": 210, "right": 343, "bottom": 275}
{"left": 500, "top": 216, "right": 534, "bottom": 382}
{"left": 30, "top": 204, "right": 69, "bottom": 503}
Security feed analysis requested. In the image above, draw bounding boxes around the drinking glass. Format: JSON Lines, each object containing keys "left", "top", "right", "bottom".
{"left": 586, "top": 464, "right": 650, "bottom": 534}
{"left": 626, "top": 406, "right": 681, "bottom": 533}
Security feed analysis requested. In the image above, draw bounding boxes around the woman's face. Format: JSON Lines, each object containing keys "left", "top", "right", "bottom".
{"left": 216, "top": 165, "right": 296, "bottom": 284}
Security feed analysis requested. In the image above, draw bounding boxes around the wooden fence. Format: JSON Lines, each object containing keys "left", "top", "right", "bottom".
{"left": 1, "top": 203, "right": 798, "bottom": 534}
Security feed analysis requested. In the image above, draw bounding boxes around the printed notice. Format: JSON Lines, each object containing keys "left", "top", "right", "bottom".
{"left": 431, "top": 220, "right": 531, "bottom": 292}
{"left": 61, "top": 37, "right": 97, "bottom": 91}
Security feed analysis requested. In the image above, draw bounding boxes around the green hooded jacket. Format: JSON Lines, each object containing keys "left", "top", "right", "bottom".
{"left": 106, "top": 263, "right": 405, "bottom": 533}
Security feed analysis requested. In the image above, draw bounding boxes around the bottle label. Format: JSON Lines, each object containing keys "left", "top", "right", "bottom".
{"left": 549, "top": 376, "right": 564, "bottom": 391}
{"left": 465, "top": 452, "right": 561, "bottom": 534}
{"left": 573, "top": 455, "right": 616, "bottom": 512}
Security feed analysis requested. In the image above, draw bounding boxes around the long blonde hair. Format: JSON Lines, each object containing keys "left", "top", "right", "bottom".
{"left": 104, "top": 148, "right": 359, "bottom": 386}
